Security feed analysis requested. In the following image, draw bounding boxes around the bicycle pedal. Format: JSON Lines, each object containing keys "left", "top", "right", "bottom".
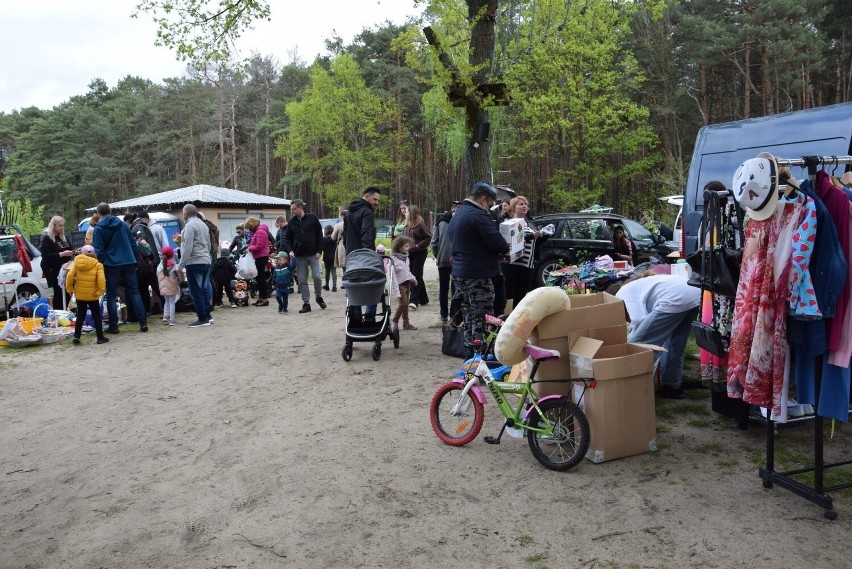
{"left": 483, "top": 435, "right": 501, "bottom": 445}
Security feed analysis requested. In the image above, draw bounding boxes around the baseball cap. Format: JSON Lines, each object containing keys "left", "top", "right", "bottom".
{"left": 161, "top": 246, "right": 175, "bottom": 257}
{"left": 80, "top": 245, "right": 95, "bottom": 255}
{"left": 470, "top": 181, "right": 498, "bottom": 199}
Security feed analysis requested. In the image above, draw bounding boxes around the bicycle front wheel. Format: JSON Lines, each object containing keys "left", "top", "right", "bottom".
{"left": 430, "top": 382, "right": 484, "bottom": 446}
{"left": 527, "top": 398, "right": 590, "bottom": 471}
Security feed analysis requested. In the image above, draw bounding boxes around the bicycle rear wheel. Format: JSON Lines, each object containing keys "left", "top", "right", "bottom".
{"left": 430, "top": 382, "right": 484, "bottom": 446}
{"left": 526, "top": 398, "right": 590, "bottom": 471}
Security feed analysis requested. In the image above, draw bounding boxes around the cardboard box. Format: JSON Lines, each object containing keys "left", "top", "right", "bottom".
{"left": 569, "top": 338, "right": 658, "bottom": 463}
{"left": 535, "top": 325, "right": 628, "bottom": 381}
{"left": 500, "top": 219, "right": 524, "bottom": 262}
{"left": 535, "top": 292, "right": 626, "bottom": 340}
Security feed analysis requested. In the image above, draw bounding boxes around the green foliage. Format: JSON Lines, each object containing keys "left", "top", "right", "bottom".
{"left": 0, "top": 196, "right": 47, "bottom": 235}
{"left": 504, "top": 0, "right": 659, "bottom": 211}
{"left": 133, "top": 0, "right": 271, "bottom": 67}
{"left": 279, "top": 55, "right": 399, "bottom": 207}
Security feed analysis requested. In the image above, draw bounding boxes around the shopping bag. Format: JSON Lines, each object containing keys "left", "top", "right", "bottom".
{"left": 237, "top": 251, "right": 258, "bottom": 279}
{"left": 441, "top": 312, "right": 467, "bottom": 358}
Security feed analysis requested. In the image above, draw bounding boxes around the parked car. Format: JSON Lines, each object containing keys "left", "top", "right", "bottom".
{"left": 376, "top": 224, "right": 394, "bottom": 239}
{"left": 531, "top": 213, "right": 678, "bottom": 286}
{"left": 0, "top": 225, "right": 51, "bottom": 316}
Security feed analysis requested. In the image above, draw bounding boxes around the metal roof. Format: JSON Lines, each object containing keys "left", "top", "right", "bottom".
{"left": 86, "top": 185, "right": 291, "bottom": 212}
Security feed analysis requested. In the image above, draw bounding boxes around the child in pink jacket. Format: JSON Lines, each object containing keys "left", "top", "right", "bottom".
{"left": 389, "top": 236, "right": 418, "bottom": 332}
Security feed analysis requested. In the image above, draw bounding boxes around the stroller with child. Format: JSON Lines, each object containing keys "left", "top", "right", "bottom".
{"left": 341, "top": 249, "right": 399, "bottom": 361}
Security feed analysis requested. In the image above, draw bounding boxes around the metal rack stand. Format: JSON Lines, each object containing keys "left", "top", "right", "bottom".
{"left": 757, "top": 155, "right": 852, "bottom": 520}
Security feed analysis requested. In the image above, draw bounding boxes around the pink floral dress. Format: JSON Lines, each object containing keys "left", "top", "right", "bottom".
{"left": 727, "top": 198, "right": 805, "bottom": 414}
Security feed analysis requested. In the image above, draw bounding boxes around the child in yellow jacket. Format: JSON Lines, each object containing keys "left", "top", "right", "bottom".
{"left": 66, "top": 245, "right": 108, "bottom": 344}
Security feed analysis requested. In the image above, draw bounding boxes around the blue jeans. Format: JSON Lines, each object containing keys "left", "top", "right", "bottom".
{"left": 628, "top": 307, "right": 698, "bottom": 388}
{"left": 275, "top": 287, "right": 290, "bottom": 311}
{"left": 104, "top": 264, "right": 147, "bottom": 329}
{"left": 185, "top": 264, "right": 212, "bottom": 322}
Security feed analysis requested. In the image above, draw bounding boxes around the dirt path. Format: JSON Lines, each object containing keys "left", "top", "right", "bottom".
{"left": 2, "top": 262, "right": 851, "bottom": 568}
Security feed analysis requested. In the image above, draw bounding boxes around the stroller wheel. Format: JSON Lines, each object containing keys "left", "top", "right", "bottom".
{"left": 372, "top": 342, "right": 382, "bottom": 361}
{"left": 392, "top": 327, "right": 399, "bottom": 349}
{"left": 342, "top": 343, "right": 353, "bottom": 362}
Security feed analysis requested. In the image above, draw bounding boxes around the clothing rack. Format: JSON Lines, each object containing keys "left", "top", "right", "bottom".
{"left": 758, "top": 154, "right": 852, "bottom": 520}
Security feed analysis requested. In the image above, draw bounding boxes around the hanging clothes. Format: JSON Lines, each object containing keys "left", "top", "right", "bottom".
{"left": 728, "top": 196, "right": 805, "bottom": 415}
{"left": 813, "top": 170, "right": 851, "bottom": 352}
{"left": 789, "top": 178, "right": 847, "bottom": 414}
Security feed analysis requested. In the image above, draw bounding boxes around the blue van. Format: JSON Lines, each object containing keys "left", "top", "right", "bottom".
{"left": 683, "top": 102, "right": 852, "bottom": 255}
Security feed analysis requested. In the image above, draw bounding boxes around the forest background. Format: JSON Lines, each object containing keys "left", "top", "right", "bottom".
{"left": 2, "top": 0, "right": 851, "bottom": 230}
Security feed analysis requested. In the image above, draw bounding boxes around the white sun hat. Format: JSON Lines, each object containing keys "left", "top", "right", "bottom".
{"left": 732, "top": 152, "right": 779, "bottom": 221}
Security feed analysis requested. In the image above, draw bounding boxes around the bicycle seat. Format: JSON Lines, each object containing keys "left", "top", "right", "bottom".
{"left": 523, "top": 344, "right": 560, "bottom": 361}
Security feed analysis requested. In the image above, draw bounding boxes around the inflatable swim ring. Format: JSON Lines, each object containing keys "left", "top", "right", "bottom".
{"left": 494, "top": 287, "right": 570, "bottom": 366}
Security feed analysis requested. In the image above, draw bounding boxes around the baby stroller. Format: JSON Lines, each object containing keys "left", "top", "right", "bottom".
{"left": 341, "top": 249, "right": 399, "bottom": 361}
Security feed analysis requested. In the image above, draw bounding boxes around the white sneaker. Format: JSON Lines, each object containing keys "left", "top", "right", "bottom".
{"left": 801, "top": 403, "right": 815, "bottom": 415}
{"left": 409, "top": 303, "right": 417, "bottom": 310}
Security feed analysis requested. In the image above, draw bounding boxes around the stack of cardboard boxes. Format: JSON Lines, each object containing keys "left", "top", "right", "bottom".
{"left": 526, "top": 292, "right": 658, "bottom": 463}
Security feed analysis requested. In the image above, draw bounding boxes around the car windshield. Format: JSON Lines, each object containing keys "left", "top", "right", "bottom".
{"left": 622, "top": 219, "right": 654, "bottom": 241}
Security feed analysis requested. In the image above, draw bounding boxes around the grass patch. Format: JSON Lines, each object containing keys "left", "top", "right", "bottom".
{"left": 694, "top": 442, "right": 725, "bottom": 455}
{"left": 517, "top": 534, "right": 534, "bottom": 546}
{"left": 655, "top": 406, "right": 676, "bottom": 421}
{"left": 669, "top": 402, "right": 709, "bottom": 416}
{"left": 716, "top": 457, "right": 739, "bottom": 468}
{"left": 687, "top": 416, "right": 713, "bottom": 428}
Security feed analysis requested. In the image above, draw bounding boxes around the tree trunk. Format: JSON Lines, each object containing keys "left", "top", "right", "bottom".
{"left": 464, "top": 0, "right": 498, "bottom": 188}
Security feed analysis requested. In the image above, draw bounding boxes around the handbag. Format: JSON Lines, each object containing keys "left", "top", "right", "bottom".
{"left": 685, "top": 247, "right": 742, "bottom": 297}
{"left": 686, "top": 189, "right": 743, "bottom": 298}
{"left": 237, "top": 251, "right": 258, "bottom": 279}
{"left": 691, "top": 321, "right": 727, "bottom": 358}
{"left": 441, "top": 312, "right": 467, "bottom": 358}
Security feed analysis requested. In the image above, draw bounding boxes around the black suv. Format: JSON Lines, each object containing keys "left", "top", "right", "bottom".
{"left": 531, "top": 213, "right": 677, "bottom": 286}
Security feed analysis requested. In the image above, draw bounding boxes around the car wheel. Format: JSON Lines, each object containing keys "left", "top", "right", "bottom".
{"left": 535, "top": 259, "right": 564, "bottom": 287}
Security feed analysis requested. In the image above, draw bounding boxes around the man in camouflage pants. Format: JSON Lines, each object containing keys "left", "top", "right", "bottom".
{"left": 448, "top": 182, "right": 510, "bottom": 356}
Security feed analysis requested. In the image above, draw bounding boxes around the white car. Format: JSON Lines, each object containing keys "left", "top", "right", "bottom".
{"left": 0, "top": 227, "right": 51, "bottom": 315}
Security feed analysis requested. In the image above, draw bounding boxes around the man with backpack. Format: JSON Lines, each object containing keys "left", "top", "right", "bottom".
{"left": 92, "top": 202, "right": 149, "bottom": 333}
{"left": 131, "top": 214, "right": 160, "bottom": 317}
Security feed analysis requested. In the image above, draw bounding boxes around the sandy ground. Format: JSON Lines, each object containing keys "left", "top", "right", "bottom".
{"left": 2, "top": 261, "right": 852, "bottom": 569}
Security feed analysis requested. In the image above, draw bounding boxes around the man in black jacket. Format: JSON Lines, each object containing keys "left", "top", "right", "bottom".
{"left": 130, "top": 213, "right": 160, "bottom": 317}
{"left": 344, "top": 187, "right": 381, "bottom": 322}
{"left": 344, "top": 187, "right": 381, "bottom": 255}
{"left": 284, "top": 199, "right": 326, "bottom": 313}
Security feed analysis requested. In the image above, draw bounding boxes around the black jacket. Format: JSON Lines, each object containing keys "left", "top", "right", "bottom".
{"left": 131, "top": 220, "right": 157, "bottom": 261}
{"left": 38, "top": 233, "right": 73, "bottom": 287}
{"left": 284, "top": 213, "right": 323, "bottom": 257}
{"left": 343, "top": 198, "right": 376, "bottom": 256}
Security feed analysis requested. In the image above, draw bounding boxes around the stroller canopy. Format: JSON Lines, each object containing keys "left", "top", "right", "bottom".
{"left": 343, "top": 249, "right": 387, "bottom": 305}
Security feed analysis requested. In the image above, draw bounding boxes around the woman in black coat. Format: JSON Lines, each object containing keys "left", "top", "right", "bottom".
{"left": 39, "top": 215, "right": 75, "bottom": 309}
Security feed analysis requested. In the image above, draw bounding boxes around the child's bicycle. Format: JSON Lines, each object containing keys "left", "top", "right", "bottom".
{"left": 430, "top": 341, "right": 592, "bottom": 471}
